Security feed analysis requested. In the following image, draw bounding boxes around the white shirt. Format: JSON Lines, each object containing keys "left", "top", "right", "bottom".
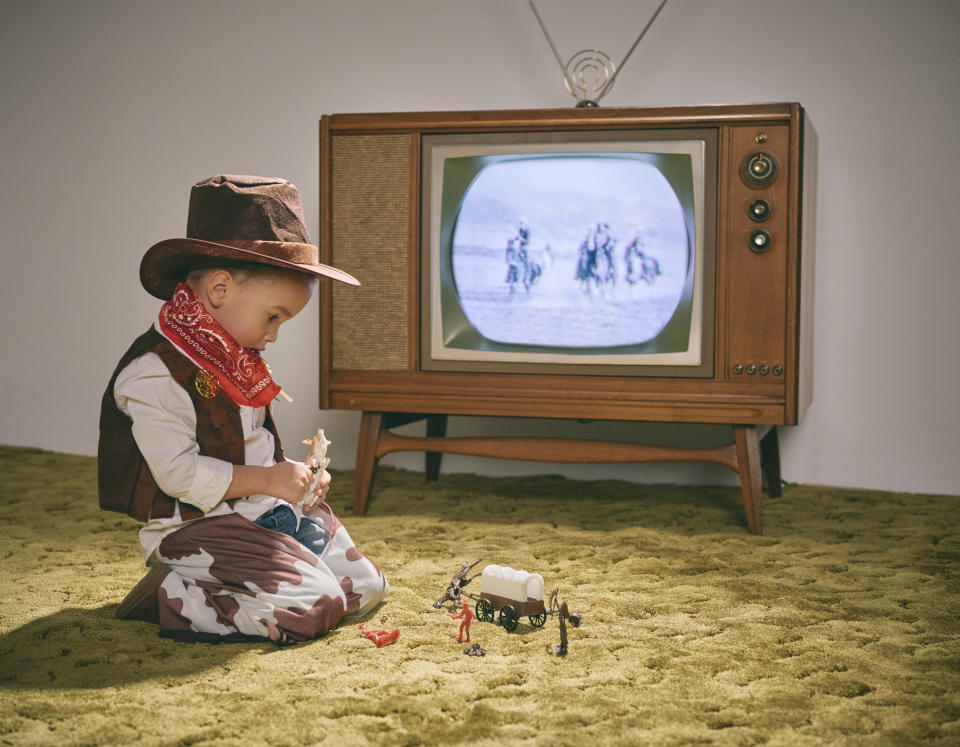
{"left": 113, "top": 325, "right": 287, "bottom": 561}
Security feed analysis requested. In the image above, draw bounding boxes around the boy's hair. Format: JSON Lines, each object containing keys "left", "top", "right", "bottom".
{"left": 185, "top": 262, "right": 317, "bottom": 286}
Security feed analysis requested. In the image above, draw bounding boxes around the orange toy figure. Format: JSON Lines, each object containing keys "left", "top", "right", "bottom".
{"left": 358, "top": 623, "right": 400, "bottom": 648}
{"left": 448, "top": 599, "right": 475, "bottom": 643}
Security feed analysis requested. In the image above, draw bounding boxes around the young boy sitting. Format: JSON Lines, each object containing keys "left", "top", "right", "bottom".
{"left": 98, "top": 174, "right": 389, "bottom": 643}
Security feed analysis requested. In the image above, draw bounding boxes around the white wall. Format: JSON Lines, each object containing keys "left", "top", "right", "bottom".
{"left": 2, "top": 0, "right": 958, "bottom": 495}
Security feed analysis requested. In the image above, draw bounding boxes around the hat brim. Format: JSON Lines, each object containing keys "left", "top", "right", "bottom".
{"left": 141, "top": 238, "right": 360, "bottom": 300}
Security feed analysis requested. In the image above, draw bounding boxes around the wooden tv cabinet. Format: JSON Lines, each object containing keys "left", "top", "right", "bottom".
{"left": 319, "top": 104, "right": 815, "bottom": 536}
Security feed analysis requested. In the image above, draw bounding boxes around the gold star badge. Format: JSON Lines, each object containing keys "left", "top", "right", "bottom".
{"left": 194, "top": 369, "right": 220, "bottom": 398}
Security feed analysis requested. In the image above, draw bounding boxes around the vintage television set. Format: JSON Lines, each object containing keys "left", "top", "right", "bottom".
{"left": 319, "top": 103, "right": 816, "bottom": 534}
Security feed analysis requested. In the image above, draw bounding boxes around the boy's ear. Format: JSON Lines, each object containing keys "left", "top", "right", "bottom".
{"left": 206, "top": 270, "right": 233, "bottom": 308}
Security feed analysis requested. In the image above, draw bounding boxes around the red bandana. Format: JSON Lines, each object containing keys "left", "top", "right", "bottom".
{"left": 158, "top": 283, "right": 281, "bottom": 408}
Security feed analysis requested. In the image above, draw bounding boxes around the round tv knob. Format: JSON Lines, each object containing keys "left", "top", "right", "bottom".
{"left": 748, "top": 199, "right": 771, "bottom": 222}
{"left": 742, "top": 151, "right": 778, "bottom": 187}
{"left": 749, "top": 230, "right": 772, "bottom": 253}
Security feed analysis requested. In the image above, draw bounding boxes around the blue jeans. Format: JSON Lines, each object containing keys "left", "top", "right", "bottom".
{"left": 254, "top": 505, "right": 330, "bottom": 557}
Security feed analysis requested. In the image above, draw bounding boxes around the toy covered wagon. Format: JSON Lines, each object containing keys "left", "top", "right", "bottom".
{"left": 474, "top": 564, "right": 547, "bottom": 632}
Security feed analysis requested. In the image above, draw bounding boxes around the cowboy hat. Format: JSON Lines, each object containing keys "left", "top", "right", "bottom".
{"left": 140, "top": 174, "right": 359, "bottom": 299}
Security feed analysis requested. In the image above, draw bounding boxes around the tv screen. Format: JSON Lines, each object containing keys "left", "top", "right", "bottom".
{"left": 421, "top": 130, "right": 716, "bottom": 375}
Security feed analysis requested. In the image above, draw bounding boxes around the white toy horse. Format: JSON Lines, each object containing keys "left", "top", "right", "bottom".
{"left": 300, "top": 427, "right": 331, "bottom": 508}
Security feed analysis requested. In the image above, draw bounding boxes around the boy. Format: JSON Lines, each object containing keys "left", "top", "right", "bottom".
{"left": 98, "top": 174, "right": 389, "bottom": 643}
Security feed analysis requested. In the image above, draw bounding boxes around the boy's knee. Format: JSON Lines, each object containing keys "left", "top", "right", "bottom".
{"left": 340, "top": 572, "right": 390, "bottom": 618}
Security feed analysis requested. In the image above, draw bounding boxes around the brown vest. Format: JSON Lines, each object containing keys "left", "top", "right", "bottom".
{"left": 97, "top": 327, "right": 285, "bottom": 522}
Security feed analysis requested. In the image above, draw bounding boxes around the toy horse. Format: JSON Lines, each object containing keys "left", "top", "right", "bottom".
{"left": 301, "top": 427, "right": 331, "bottom": 508}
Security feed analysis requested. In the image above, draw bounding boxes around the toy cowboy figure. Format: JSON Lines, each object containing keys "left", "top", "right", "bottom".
{"left": 449, "top": 599, "right": 475, "bottom": 643}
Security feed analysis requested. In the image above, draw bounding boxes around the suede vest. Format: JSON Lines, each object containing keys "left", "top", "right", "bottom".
{"left": 97, "top": 327, "right": 285, "bottom": 522}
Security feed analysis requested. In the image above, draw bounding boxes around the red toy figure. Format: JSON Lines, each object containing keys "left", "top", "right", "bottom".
{"left": 358, "top": 623, "right": 400, "bottom": 648}
{"left": 448, "top": 599, "right": 475, "bottom": 643}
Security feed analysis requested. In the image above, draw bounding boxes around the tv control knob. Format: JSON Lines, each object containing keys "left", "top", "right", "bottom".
{"left": 760, "top": 364, "right": 770, "bottom": 375}
{"left": 733, "top": 363, "right": 744, "bottom": 375}
{"left": 742, "top": 151, "right": 778, "bottom": 186}
{"left": 749, "top": 230, "right": 772, "bottom": 253}
{"left": 746, "top": 364, "right": 757, "bottom": 375}
{"left": 773, "top": 365, "right": 783, "bottom": 376}
{"left": 748, "top": 199, "right": 771, "bottom": 222}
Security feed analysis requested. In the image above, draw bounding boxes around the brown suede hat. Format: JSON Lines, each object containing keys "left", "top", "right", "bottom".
{"left": 140, "top": 174, "right": 359, "bottom": 299}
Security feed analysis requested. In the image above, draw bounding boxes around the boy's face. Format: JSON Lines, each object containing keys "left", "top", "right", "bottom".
{"left": 210, "top": 271, "right": 314, "bottom": 351}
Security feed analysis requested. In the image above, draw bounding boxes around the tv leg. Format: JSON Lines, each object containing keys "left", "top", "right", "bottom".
{"left": 425, "top": 414, "right": 448, "bottom": 482}
{"left": 734, "top": 425, "right": 763, "bottom": 535}
{"left": 760, "top": 426, "right": 782, "bottom": 498}
{"left": 356, "top": 413, "right": 773, "bottom": 533}
{"left": 353, "top": 412, "right": 384, "bottom": 515}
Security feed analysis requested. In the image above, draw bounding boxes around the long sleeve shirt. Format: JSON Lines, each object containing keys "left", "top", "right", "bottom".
{"left": 113, "top": 326, "right": 286, "bottom": 562}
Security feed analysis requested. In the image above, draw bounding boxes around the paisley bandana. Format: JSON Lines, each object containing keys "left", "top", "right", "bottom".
{"left": 158, "top": 283, "right": 281, "bottom": 408}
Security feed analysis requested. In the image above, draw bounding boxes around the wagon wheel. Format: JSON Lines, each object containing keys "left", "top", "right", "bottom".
{"left": 499, "top": 605, "right": 519, "bottom": 632}
{"left": 476, "top": 598, "right": 494, "bottom": 623}
{"left": 529, "top": 611, "right": 547, "bottom": 628}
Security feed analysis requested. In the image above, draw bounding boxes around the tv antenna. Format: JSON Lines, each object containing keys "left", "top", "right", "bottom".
{"left": 528, "top": 0, "right": 669, "bottom": 108}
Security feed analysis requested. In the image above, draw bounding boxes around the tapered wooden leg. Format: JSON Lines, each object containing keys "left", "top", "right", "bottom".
{"left": 353, "top": 412, "right": 384, "bottom": 515}
{"left": 734, "top": 425, "right": 763, "bottom": 535}
{"left": 425, "top": 414, "right": 448, "bottom": 482}
{"left": 760, "top": 425, "right": 782, "bottom": 498}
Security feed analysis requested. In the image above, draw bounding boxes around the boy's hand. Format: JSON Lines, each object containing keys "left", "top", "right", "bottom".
{"left": 223, "top": 462, "right": 328, "bottom": 505}
{"left": 267, "top": 460, "right": 316, "bottom": 504}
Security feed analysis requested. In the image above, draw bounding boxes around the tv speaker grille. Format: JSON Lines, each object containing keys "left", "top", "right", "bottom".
{"left": 330, "top": 134, "right": 410, "bottom": 371}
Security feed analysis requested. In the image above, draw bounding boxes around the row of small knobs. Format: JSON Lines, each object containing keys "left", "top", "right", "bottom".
{"left": 733, "top": 363, "right": 783, "bottom": 376}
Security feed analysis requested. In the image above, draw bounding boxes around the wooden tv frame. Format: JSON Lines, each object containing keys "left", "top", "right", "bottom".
{"left": 319, "top": 103, "right": 815, "bottom": 535}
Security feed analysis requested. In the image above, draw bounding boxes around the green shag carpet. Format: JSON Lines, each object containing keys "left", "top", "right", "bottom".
{"left": 0, "top": 446, "right": 958, "bottom": 746}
